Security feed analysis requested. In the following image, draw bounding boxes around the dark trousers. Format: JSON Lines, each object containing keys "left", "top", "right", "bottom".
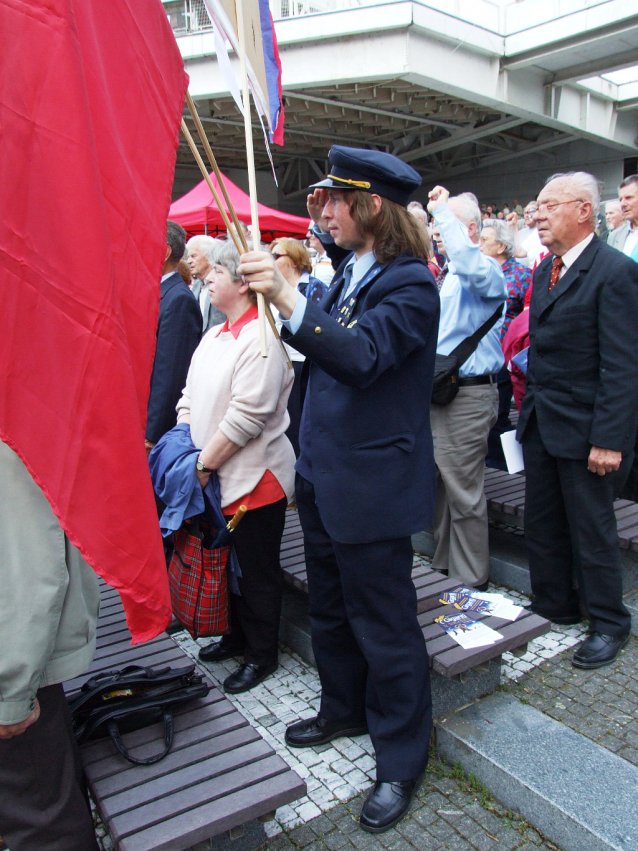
{"left": 296, "top": 475, "right": 432, "bottom": 781}
{"left": 486, "top": 365, "right": 513, "bottom": 471}
{"left": 285, "top": 361, "right": 304, "bottom": 458}
{"left": 224, "top": 497, "right": 287, "bottom": 667}
{"left": 522, "top": 413, "right": 632, "bottom": 636}
{"left": 0, "top": 684, "right": 99, "bottom": 851}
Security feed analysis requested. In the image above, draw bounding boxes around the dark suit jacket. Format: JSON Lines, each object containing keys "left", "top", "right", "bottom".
{"left": 146, "top": 272, "right": 202, "bottom": 444}
{"left": 282, "top": 254, "right": 440, "bottom": 544}
{"left": 517, "top": 235, "right": 638, "bottom": 459}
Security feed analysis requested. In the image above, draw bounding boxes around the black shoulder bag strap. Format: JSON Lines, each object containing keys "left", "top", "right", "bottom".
{"left": 450, "top": 303, "right": 504, "bottom": 368}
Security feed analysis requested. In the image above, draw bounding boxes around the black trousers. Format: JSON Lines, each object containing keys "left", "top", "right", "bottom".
{"left": 296, "top": 475, "right": 432, "bottom": 781}
{"left": 0, "top": 684, "right": 99, "bottom": 851}
{"left": 224, "top": 497, "right": 287, "bottom": 667}
{"left": 486, "top": 365, "right": 513, "bottom": 471}
{"left": 522, "top": 413, "right": 632, "bottom": 636}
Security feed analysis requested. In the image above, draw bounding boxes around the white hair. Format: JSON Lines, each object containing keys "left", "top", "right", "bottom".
{"left": 482, "top": 219, "right": 515, "bottom": 259}
{"left": 215, "top": 238, "right": 253, "bottom": 280}
{"left": 186, "top": 235, "right": 222, "bottom": 265}
{"left": 449, "top": 193, "right": 482, "bottom": 229}
{"left": 545, "top": 171, "right": 600, "bottom": 226}
{"left": 606, "top": 199, "right": 622, "bottom": 212}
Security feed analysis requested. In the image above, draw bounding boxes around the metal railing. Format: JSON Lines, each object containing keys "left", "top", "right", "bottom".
{"left": 163, "top": 0, "right": 362, "bottom": 34}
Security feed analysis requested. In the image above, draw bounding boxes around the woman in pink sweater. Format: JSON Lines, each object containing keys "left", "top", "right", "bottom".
{"left": 176, "top": 240, "right": 295, "bottom": 694}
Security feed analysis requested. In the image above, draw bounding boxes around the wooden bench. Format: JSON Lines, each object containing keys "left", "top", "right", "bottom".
{"left": 280, "top": 510, "right": 549, "bottom": 685}
{"left": 484, "top": 467, "right": 638, "bottom": 553}
{"left": 65, "top": 583, "right": 306, "bottom": 851}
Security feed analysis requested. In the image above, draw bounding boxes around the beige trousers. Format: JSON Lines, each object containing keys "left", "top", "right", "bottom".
{"left": 430, "top": 384, "right": 498, "bottom": 586}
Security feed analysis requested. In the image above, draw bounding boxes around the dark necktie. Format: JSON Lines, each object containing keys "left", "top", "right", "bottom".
{"left": 338, "top": 264, "right": 354, "bottom": 306}
{"left": 435, "top": 263, "right": 448, "bottom": 292}
{"left": 548, "top": 256, "right": 564, "bottom": 292}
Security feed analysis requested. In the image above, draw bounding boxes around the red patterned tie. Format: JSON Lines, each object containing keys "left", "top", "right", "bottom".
{"left": 548, "top": 256, "right": 564, "bottom": 292}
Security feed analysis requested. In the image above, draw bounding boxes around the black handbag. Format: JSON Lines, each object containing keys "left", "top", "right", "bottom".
{"left": 68, "top": 664, "right": 209, "bottom": 765}
{"left": 431, "top": 305, "right": 503, "bottom": 406}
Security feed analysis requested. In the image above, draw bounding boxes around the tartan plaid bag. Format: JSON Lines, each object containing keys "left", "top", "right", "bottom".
{"left": 168, "top": 515, "right": 230, "bottom": 639}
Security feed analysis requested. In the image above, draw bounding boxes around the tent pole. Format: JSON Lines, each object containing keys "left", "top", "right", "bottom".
{"left": 205, "top": 223, "right": 208, "bottom": 235}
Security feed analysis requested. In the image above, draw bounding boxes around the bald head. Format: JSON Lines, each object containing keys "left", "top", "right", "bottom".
{"left": 535, "top": 172, "right": 598, "bottom": 256}
{"left": 448, "top": 194, "right": 482, "bottom": 243}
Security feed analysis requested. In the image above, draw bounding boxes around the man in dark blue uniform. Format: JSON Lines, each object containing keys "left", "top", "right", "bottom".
{"left": 241, "top": 147, "right": 439, "bottom": 833}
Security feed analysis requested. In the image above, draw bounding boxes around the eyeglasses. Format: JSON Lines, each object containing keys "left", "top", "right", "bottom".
{"left": 535, "top": 199, "right": 585, "bottom": 215}
{"left": 271, "top": 252, "right": 286, "bottom": 260}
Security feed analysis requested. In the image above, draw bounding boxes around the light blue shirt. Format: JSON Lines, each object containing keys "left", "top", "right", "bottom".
{"left": 433, "top": 203, "right": 507, "bottom": 377}
{"left": 283, "top": 250, "right": 376, "bottom": 334}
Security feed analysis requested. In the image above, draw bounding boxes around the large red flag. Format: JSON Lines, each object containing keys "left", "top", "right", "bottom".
{"left": 0, "top": 0, "right": 188, "bottom": 642}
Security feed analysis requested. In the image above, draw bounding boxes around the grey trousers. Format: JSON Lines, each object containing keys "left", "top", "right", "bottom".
{"left": 430, "top": 384, "right": 498, "bottom": 586}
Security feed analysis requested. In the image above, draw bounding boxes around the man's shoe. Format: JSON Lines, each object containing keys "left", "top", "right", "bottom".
{"left": 572, "top": 632, "right": 630, "bottom": 669}
{"left": 359, "top": 779, "right": 419, "bottom": 833}
{"left": 199, "top": 639, "right": 245, "bottom": 663}
{"left": 223, "top": 662, "right": 277, "bottom": 694}
{"left": 285, "top": 716, "right": 368, "bottom": 748}
{"left": 523, "top": 604, "right": 582, "bottom": 625}
{"left": 473, "top": 581, "right": 489, "bottom": 592}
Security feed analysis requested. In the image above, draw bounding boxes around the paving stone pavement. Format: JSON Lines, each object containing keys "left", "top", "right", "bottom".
{"left": 91, "top": 561, "right": 594, "bottom": 851}
{"left": 507, "top": 632, "right": 638, "bottom": 768}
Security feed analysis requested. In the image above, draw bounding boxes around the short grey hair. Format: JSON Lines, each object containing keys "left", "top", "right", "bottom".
{"left": 186, "top": 235, "right": 222, "bottom": 266}
{"left": 449, "top": 193, "right": 482, "bottom": 229}
{"left": 606, "top": 199, "right": 622, "bottom": 212}
{"left": 482, "top": 219, "right": 515, "bottom": 259}
{"left": 215, "top": 238, "right": 253, "bottom": 280}
{"left": 545, "top": 171, "right": 600, "bottom": 225}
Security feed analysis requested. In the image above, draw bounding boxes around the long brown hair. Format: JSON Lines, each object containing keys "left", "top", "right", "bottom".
{"left": 347, "top": 191, "right": 430, "bottom": 263}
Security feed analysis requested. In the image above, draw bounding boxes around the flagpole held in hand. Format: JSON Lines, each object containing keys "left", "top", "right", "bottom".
{"left": 235, "top": 0, "right": 268, "bottom": 358}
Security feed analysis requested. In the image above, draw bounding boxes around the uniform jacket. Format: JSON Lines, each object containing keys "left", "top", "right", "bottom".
{"left": 0, "top": 440, "right": 100, "bottom": 724}
{"left": 191, "top": 277, "right": 226, "bottom": 332}
{"left": 517, "top": 235, "right": 638, "bottom": 458}
{"left": 282, "top": 254, "right": 440, "bottom": 544}
{"left": 146, "top": 272, "right": 202, "bottom": 444}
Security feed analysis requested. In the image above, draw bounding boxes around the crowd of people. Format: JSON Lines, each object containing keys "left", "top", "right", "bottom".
{"left": 4, "top": 145, "right": 638, "bottom": 848}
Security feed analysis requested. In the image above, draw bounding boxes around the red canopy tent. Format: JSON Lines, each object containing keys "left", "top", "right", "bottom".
{"left": 169, "top": 170, "right": 310, "bottom": 241}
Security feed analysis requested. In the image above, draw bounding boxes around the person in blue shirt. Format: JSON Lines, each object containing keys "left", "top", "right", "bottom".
{"left": 428, "top": 187, "right": 507, "bottom": 591}
{"left": 240, "top": 146, "right": 439, "bottom": 835}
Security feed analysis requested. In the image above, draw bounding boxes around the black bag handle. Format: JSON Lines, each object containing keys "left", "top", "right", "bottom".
{"left": 449, "top": 304, "right": 504, "bottom": 368}
{"left": 107, "top": 710, "right": 174, "bottom": 765}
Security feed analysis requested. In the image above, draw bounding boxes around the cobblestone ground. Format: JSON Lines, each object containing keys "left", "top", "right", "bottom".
{"left": 508, "top": 633, "right": 638, "bottom": 767}
{"left": 92, "top": 559, "right": 592, "bottom": 851}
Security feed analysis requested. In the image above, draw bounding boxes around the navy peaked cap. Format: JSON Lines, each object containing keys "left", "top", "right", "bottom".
{"left": 310, "top": 146, "right": 421, "bottom": 206}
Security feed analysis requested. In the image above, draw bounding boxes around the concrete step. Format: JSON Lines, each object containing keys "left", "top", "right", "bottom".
{"left": 436, "top": 692, "right": 638, "bottom": 851}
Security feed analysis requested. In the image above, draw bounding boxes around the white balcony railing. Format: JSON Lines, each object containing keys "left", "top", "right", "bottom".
{"left": 163, "top": 0, "right": 363, "bottom": 35}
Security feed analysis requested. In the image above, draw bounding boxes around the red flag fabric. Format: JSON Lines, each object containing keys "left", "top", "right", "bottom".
{"left": 0, "top": 0, "right": 188, "bottom": 643}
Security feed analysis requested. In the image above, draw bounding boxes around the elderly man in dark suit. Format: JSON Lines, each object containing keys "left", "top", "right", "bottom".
{"left": 518, "top": 171, "right": 638, "bottom": 669}
{"left": 242, "top": 146, "right": 439, "bottom": 834}
{"left": 145, "top": 221, "right": 201, "bottom": 454}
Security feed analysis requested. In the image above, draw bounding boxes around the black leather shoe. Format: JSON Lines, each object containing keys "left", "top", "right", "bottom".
{"left": 523, "top": 604, "right": 582, "bottom": 625}
{"left": 165, "top": 617, "right": 186, "bottom": 635}
{"left": 473, "top": 581, "right": 489, "bottom": 592}
{"left": 199, "top": 639, "right": 245, "bottom": 663}
{"left": 285, "top": 716, "right": 368, "bottom": 748}
{"left": 223, "top": 662, "right": 277, "bottom": 693}
{"left": 359, "top": 779, "right": 419, "bottom": 833}
{"left": 572, "top": 632, "right": 630, "bottom": 669}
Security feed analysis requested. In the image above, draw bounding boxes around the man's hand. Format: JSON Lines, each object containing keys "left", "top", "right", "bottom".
{"left": 0, "top": 700, "right": 40, "bottom": 739}
{"left": 196, "top": 469, "right": 211, "bottom": 489}
{"left": 427, "top": 185, "right": 450, "bottom": 215}
{"left": 506, "top": 211, "right": 519, "bottom": 229}
{"left": 145, "top": 440, "right": 155, "bottom": 457}
{"left": 588, "top": 446, "right": 622, "bottom": 476}
{"left": 307, "top": 188, "right": 330, "bottom": 231}
{"left": 239, "top": 251, "right": 299, "bottom": 320}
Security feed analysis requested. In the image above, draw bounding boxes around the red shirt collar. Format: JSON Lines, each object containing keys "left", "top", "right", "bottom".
{"left": 217, "top": 304, "right": 259, "bottom": 340}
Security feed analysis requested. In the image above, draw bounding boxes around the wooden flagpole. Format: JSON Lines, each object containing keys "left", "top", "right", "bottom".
{"left": 180, "top": 112, "right": 292, "bottom": 368}
{"left": 234, "top": 0, "right": 268, "bottom": 358}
